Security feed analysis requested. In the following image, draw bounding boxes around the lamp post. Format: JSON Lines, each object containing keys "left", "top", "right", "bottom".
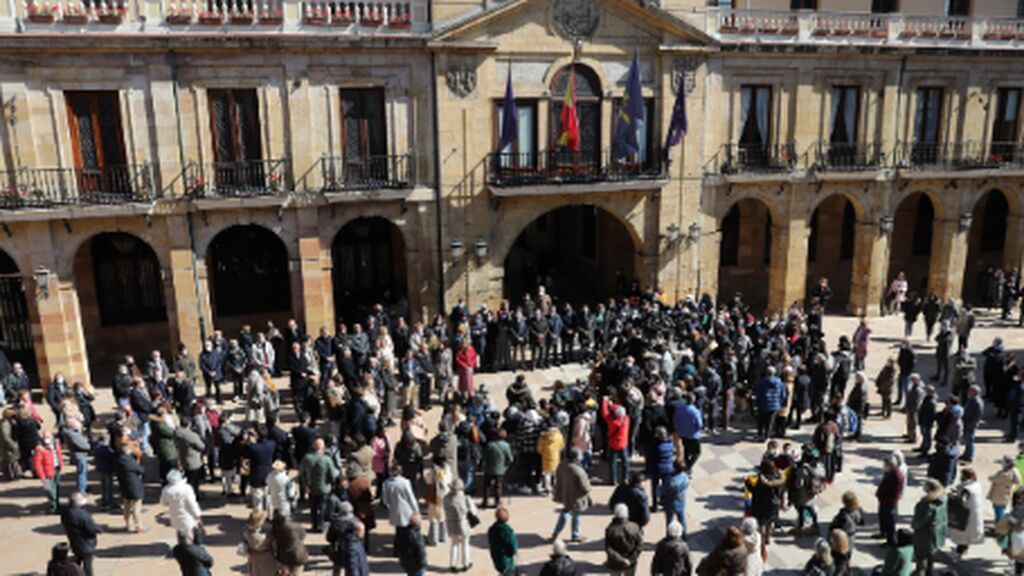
{"left": 33, "top": 265, "right": 50, "bottom": 299}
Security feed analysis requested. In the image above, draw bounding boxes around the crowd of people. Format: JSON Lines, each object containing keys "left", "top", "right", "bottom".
{"left": 3, "top": 274, "right": 1024, "bottom": 576}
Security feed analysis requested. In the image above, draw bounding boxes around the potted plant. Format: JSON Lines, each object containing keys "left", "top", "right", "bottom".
{"left": 257, "top": 8, "right": 282, "bottom": 24}
{"left": 187, "top": 177, "right": 207, "bottom": 197}
{"left": 62, "top": 5, "right": 89, "bottom": 24}
{"left": 387, "top": 11, "right": 411, "bottom": 29}
{"left": 811, "top": 26, "right": 829, "bottom": 36}
{"left": 330, "top": 5, "right": 353, "bottom": 25}
{"left": 197, "top": 9, "right": 223, "bottom": 24}
{"left": 304, "top": 6, "right": 326, "bottom": 25}
{"left": 166, "top": 7, "right": 192, "bottom": 24}
{"left": 361, "top": 6, "right": 382, "bottom": 26}
{"left": 97, "top": 5, "right": 127, "bottom": 24}
{"left": 268, "top": 172, "right": 283, "bottom": 192}
{"left": 229, "top": 9, "right": 253, "bottom": 24}
{"left": 780, "top": 24, "right": 798, "bottom": 36}
{"left": 27, "top": 3, "right": 58, "bottom": 23}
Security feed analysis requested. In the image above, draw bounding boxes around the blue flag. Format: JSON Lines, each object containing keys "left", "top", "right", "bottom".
{"left": 498, "top": 66, "right": 518, "bottom": 152}
{"left": 613, "top": 50, "right": 645, "bottom": 158}
{"left": 664, "top": 73, "right": 688, "bottom": 149}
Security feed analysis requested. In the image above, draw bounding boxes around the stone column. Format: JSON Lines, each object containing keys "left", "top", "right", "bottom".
{"left": 928, "top": 216, "right": 970, "bottom": 302}
{"left": 164, "top": 214, "right": 206, "bottom": 356}
{"left": 1005, "top": 214, "right": 1024, "bottom": 273}
{"left": 767, "top": 215, "right": 809, "bottom": 313}
{"left": 296, "top": 206, "right": 334, "bottom": 333}
{"left": 23, "top": 222, "right": 90, "bottom": 387}
{"left": 848, "top": 221, "right": 888, "bottom": 317}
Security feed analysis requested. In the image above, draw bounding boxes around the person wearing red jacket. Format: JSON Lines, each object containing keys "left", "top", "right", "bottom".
{"left": 601, "top": 397, "right": 631, "bottom": 485}
{"left": 454, "top": 339, "right": 478, "bottom": 398}
{"left": 33, "top": 429, "right": 64, "bottom": 513}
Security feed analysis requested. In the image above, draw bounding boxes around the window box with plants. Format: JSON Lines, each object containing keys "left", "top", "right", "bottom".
{"left": 304, "top": 8, "right": 326, "bottom": 25}
{"left": 61, "top": 6, "right": 89, "bottom": 24}
{"left": 97, "top": 6, "right": 127, "bottom": 24}
{"left": 27, "top": 4, "right": 58, "bottom": 23}
{"left": 229, "top": 11, "right": 253, "bottom": 24}
{"left": 197, "top": 10, "right": 223, "bottom": 24}
{"left": 166, "top": 8, "right": 193, "bottom": 24}
{"left": 360, "top": 9, "right": 383, "bottom": 26}
{"left": 387, "top": 12, "right": 411, "bottom": 29}
{"left": 257, "top": 9, "right": 283, "bottom": 24}
{"left": 329, "top": 7, "right": 353, "bottom": 26}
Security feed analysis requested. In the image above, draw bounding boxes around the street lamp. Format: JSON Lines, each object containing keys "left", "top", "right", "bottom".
{"left": 958, "top": 212, "right": 973, "bottom": 232}
{"left": 450, "top": 239, "right": 464, "bottom": 264}
{"left": 33, "top": 265, "right": 50, "bottom": 299}
{"left": 687, "top": 222, "right": 701, "bottom": 245}
{"left": 666, "top": 223, "right": 680, "bottom": 245}
{"left": 474, "top": 238, "right": 488, "bottom": 263}
{"left": 878, "top": 214, "right": 894, "bottom": 236}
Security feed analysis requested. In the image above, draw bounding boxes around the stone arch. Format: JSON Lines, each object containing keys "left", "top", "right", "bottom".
{"left": 714, "top": 188, "right": 784, "bottom": 225}
{"left": 501, "top": 203, "right": 644, "bottom": 304}
{"left": 964, "top": 188, "right": 1013, "bottom": 306}
{"left": 542, "top": 57, "right": 611, "bottom": 94}
{"left": 206, "top": 224, "right": 293, "bottom": 334}
{"left": 806, "top": 193, "right": 863, "bottom": 312}
{"left": 0, "top": 248, "right": 35, "bottom": 376}
{"left": 57, "top": 224, "right": 167, "bottom": 279}
{"left": 331, "top": 216, "right": 408, "bottom": 325}
{"left": 72, "top": 232, "right": 170, "bottom": 384}
{"left": 887, "top": 191, "right": 937, "bottom": 297}
{"left": 718, "top": 196, "right": 774, "bottom": 311}
{"left": 889, "top": 187, "right": 948, "bottom": 221}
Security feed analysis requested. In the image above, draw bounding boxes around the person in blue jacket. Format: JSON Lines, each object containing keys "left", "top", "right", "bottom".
{"left": 755, "top": 366, "right": 787, "bottom": 441}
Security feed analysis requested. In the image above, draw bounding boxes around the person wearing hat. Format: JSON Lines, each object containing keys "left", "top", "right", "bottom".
{"left": 241, "top": 509, "right": 276, "bottom": 576}
{"left": 266, "top": 460, "right": 296, "bottom": 521}
{"left": 911, "top": 478, "right": 948, "bottom": 576}
{"left": 443, "top": 477, "right": 477, "bottom": 572}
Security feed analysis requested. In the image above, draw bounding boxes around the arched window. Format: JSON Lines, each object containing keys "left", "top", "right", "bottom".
{"left": 550, "top": 64, "right": 602, "bottom": 167}
{"left": 720, "top": 205, "right": 740, "bottom": 266}
{"left": 208, "top": 226, "right": 291, "bottom": 318}
{"left": 92, "top": 233, "right": 166, "bottom": 326}
{"left": 981, "top": 190, "right": 1008, "bottom": 253}
{"left": 911, "top": 195, "right": 934, "bottom": 256}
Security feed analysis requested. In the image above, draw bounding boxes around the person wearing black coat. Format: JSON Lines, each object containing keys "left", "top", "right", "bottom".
{"left": 115, "top": 445, "right": 145, "bottom": 532}
{"left": 651, "top": 520, "right": 692, "bottom": 576}
{"left": 244, "top": 434, "right": 277, "bottom": 508}
{"left": 60, "top": 492, "right": 100, "bottom": 576}
{"left": 539, "top": 539, "right": 578, "bottom": 576}
{"left": 395, "top": 515, "right": 427, "bottom": 576}
{"left": 172, "top": 528, "right": 214, "bottom": 576}
{"left": 609, "top": 473, "right": 651, "bottom": 529}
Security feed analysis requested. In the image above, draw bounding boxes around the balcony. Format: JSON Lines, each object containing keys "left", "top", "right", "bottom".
{"left": 184, "top": 158, "right": 291, "bottom": 199}
{"left": 814, "top": 141, "right": 886, "bottom": 172}
{"left": 0, "top": 163, "right": 155, "bottom": 209}
{"left": 717, "top": 143, "right": 798, "bottom": 175}
{"left": 709, "top": 9, "right": 1024, "bottom": 50}
{"left": 987, "top": 142, "right": 1024, "bottom": 168}
{"left": 485, "top": 148, "right": 665, "bottom": 189}
{"left": 319, "top": 153, "right": 413, "bottom": 193}
{"left": 11, "top": 0, "right": 427, "bottom": 32}
{"left": 895, "top": 142, "right": 990, "bottom": 171}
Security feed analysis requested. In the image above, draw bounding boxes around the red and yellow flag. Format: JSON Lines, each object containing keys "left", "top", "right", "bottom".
{"left": 558, "top": 66, "right": 580, "bottom": 151}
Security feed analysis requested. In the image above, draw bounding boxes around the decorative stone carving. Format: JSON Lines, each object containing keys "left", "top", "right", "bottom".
{"left": 552, "top": 0, "right": 602, "bottom": 42}
{"left": 446, "top": 63, "right": 477, "bottom": 98}
{"left": 672, "top": 57, "right": 699, "bottom": 95}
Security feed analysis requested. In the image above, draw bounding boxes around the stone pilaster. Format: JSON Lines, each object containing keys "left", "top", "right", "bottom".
{"left": 928, "top": 217, "right": 970, "bottom": 302}
{"left": 164, "top": 214, "right": 206, "bottom": 355}
{"left": 848, "top": 221, "right": 888, "bottom": 317}
{"left": 296, "top": 206, "right": 334, "bottom": 333}
{"left": 1005, "top": 214, "right": 1024, "bottom": 274}
{"left": 767, "top": 214, "right": 809, "bottom": 313}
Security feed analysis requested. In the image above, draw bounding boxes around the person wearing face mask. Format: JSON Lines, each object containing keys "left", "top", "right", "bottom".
{"left": 33, "top": 429, "right": 64, "bottom": 513}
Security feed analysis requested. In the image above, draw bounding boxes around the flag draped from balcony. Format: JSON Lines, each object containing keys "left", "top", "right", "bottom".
{"left": 664, "top": 71, "right": 688, "bottom": 150}
{"left": 558, "top": 64, "right": 580, "bottom": 151}
{"left": 613, "top": 49, "right": 644, "bottom": 159}
{"left": 498, "top": 66, "right": 518, "bottom": 152}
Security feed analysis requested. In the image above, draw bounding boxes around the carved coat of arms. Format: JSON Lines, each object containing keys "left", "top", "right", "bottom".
{"left": 672, "top": 57, "right": 699, "bottom": 96}
{"left": 446, "top": 67, "right": 477, "bottom": 98}
{"left": 553, "top": 0, "right": 601, "bottom": 42}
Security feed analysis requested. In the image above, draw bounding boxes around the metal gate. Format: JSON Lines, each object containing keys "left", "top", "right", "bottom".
{"left": 0, "top": 274, "right": 35, "bottom": 375}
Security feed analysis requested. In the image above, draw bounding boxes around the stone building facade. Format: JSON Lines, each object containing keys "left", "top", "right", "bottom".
{"left": 0, "top": 0, "right": 1020, "bottom": 386}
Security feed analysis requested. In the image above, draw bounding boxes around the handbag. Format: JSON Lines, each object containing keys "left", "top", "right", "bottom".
{"left": 467, "top": 509, "right": 480, "bottom": 528}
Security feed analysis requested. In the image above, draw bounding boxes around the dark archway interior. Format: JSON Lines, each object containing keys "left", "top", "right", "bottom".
{"left": 806, "top": 195, "right": 857, "bottom": 312}
{"left": 0, "top": 250, "right": 34, "bottom": 378}
{"left": 888, "top": 193, "right": 934, "bottom": 297}
{"left": 964, "top": 189, "right": 1010, "bottom": 306}
{"left": 208, "top": 225, "right": 292, "bottom": 333}
{"left": 718, "top": 198, "right": 772, "bottom": 311}
{"left": 75, "top": 232, "right": 168, "bottom": 384}
{"left": 331, "top": 217, "right": 407, "bottom": 326}
{"left": 504, "top": 205, "right": 638, "bottom": 305}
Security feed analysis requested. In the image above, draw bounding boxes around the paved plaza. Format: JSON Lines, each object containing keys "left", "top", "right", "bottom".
{"left": 1, "top": 311, "right": 1022, "bottom": 575}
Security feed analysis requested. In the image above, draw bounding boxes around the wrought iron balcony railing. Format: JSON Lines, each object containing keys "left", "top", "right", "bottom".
{"left": 986, "top": 142, "right": 1024, "bottom": 168}
{"left": 184, "top": 158, "right": 291, "bottom": 198}
{"left": 718, "top": 142, "right": 798, "bottom": 175}
{"left": 486, "top": 148, "right": 665, "bottom": 187}
{"left": 895, "top": 141, "right": 992, "bottom": 171}
{"left": 0, "top": 163, "right": 155, "bottom": 209}
{"left": 815, "top": 141, "right": 886, "bottom": 171}
{"left": 319, "top": 153, "right": 413, "bottom": 192}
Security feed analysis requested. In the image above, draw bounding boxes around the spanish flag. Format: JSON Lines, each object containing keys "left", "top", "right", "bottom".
{"left": 558, "top": 66, "right": 580, "bottom": 151}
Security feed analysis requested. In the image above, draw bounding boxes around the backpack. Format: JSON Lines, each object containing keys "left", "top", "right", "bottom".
{"left": 948, "top": 488, "right": 971, "bottom": 531}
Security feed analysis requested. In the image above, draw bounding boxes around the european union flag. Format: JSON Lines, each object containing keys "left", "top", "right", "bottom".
{"left": 613, "top": 49, "right": 644, "bottom": 159}
{"left": 498, "top": 66, "right": 518, "bottom": 152}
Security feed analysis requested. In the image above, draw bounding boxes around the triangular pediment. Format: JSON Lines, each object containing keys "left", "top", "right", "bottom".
{"left": 433, "top": 0, "right": 716, "bottom": 49}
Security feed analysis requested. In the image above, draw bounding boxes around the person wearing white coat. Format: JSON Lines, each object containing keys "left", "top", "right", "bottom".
{"left": 266, "top": 460, "right": 297, "bottom": 520}
{"left": 160, "top": 469, "right": 202, "bottom": 539}
{"left": 949, "top": 468, "right": 985, "bottom": 559}
{"left": 740, "top": 516, "right": 764, "bottom": 576}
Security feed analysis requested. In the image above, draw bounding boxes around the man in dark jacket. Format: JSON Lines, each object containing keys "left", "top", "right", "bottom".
{"left": 198, "top": 340, "right": 224, "bottom": 404}
{"left": 961, "top": 385, "right": 984, "bottom": 463}
{"left": 539, "top": 539, "right": 578, "bottom": 576}
{"left": 243, "top": 431, "right": 277, "bottom": 510}
{"left": 651, "top": 520, "right": 691, "bottom": 576}
{"left": 605, "top": 503, "right": 643, "bottom": 575}
{"left": 115, "top": 444, "right": 145, "bottom": 533}
{"left": 172, "top": 528, "right": 214, "bottom": 576}
{"left": 60, "top": 492, "right": 99, "bottom": 576}
{"left": 755, "top": 367, "right": 785, "bottom": 441}
{"left": 395, "top": 513, "right": 427, "bottom": 576}
{"left": 609, "top": 473, "right": 650, "bottom": 530}
{"left": 897, "top": 338, "right": 916, "bottom": 406}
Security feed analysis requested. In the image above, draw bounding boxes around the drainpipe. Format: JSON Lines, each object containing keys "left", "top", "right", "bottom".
{"left": 170, "top": 52, "right": 208, "bottom": 343}
{"left": 430, "top": 51, "right": 446, "bottom": 316}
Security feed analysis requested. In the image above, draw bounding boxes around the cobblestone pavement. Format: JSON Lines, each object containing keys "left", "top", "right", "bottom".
{"left": 1, "top": 311, "right": 1022, "bottom": 575}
